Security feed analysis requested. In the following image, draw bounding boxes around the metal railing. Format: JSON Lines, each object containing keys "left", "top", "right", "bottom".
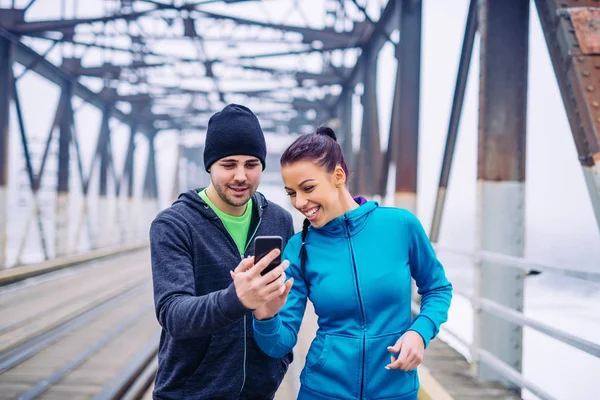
{"left": 417, "top": 244, "right": 600, "bottom": 400}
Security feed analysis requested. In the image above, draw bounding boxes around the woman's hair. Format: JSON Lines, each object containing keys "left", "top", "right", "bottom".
{"left": 280, "top": 126, "right": 350, "bottom": 274}
{"left": 280, "top": 126, "right": 349, "bottom": 176}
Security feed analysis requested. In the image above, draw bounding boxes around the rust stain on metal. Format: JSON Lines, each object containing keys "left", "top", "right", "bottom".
{"left": 570, "top": 51, "right": 600, "bottom": 145}
{"left": 569, "top": 7, "right": 600, "bottom": 55}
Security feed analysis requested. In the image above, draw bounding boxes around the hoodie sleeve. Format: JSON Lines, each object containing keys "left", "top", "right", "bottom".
{"left": 405, "top": 211, "right": 453, "bottom": 348}
{"left": 252, "top": 237, "right": 308, "bottom": 357}
{"left": 150, "top": 215, "right": 249, "bottom": 339}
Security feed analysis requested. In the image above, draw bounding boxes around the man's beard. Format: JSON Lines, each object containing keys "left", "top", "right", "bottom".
{"left": 212, "top": 179, "right": 257, "bottom": 208}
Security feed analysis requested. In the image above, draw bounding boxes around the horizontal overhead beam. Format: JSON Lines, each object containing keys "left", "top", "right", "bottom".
{"left": 195, "top": 10, "right": 362, "bottom": 45}
{"left": 8, "top": 10, "right": 155, "bottom": 34}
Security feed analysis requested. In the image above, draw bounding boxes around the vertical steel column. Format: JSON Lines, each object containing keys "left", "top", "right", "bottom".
{"left": 55, "top": 83, "right": 73, "bottom": 258}
{"left": 98, "top": 108, "right": 110, "bottom": 247}
{"left": 394, "top": 0, "right": 422, "bottom": 213}
{"left": 338, "top": 90, "right": 355, "bottom": 184}
{"left": 474, "top": 0, "right": 529, "bottom": 389}
{"left": 0, "top": 36, "right": 12, "bottom": 269}
{"left": 383, "top": 38, "right": 402, "bottom": 200}
{"left": 356, "top": 46, "right": 381, "bottom": 197}
{"left": 143, "top": 132, "right": 159, "bottom": 228}
{"left": 124, "top": 121, "right": 136, "bottom": 242}
{"left": 430, "top": 0, "right": 478, "bottom": 242}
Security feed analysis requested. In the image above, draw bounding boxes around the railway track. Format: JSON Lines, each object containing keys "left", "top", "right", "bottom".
{"left": 0, "top": 250, "right": 159, "bottom": 400}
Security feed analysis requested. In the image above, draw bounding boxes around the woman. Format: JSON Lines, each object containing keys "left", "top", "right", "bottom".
{"left": 252, "top": 127, "right": 452, "bottom": 400}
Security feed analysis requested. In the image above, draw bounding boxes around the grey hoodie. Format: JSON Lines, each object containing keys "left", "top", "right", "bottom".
{"left": 150, "top": 189, "right": 294, "bottom": 399}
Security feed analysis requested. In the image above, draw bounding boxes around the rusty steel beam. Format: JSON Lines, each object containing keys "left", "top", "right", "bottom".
{"left": 394, "top": 0, "right": 423, "bottom": 213}
{"left": 355, "top": 45, "right": 381, "bottom": 197}
{"left": 535, "top": 1, "right": 600, "bottom": 231}
{"left": 474, "top": 0, "right": 529, "bottom": 390}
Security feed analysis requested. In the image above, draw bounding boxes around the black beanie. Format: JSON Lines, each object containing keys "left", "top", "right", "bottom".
{"left": 203, "top": 104, "right": 267, "bottom": 171}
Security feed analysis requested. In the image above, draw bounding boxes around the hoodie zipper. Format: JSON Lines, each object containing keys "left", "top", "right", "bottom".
{"left": 203, "top": 197, "right": 265, "bottom": 395}
{"left": 345, "top": 216, "right": 366, "bottom": 399}
{"left": 237, "top": 208, "right": 263, "bottom": 394}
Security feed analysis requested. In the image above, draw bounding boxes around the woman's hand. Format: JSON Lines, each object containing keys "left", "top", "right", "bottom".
{"left": 252, "top": 277, "right": 294, "bottom": 320}
{"left": 385, "top": 331, "right": 425, "bottom": 371}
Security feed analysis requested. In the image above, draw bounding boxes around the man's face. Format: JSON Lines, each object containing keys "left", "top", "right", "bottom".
{"left": 209, "top": 155, "right": 262, "bottom": 208}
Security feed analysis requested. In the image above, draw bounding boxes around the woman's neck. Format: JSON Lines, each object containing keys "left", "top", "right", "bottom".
{"left": 338, "top": 189, "right": 359, "bottom": 215}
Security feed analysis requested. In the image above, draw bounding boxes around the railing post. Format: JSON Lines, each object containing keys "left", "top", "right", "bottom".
{"left": 474, "top": 0, "right": 529, "bottom": 391}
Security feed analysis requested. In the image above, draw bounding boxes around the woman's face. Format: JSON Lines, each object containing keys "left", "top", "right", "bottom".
{"left": 282, "top": 160, "right": 345, "bottom": 228}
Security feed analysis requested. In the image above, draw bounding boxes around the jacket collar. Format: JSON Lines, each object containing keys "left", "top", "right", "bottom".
{"left": 312, "top": 199, "right": 378, "bottom": 237}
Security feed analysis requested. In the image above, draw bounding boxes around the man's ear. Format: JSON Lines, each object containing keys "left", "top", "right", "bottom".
{"left": 334, "top": 165, "right": 346, "bottom": 187}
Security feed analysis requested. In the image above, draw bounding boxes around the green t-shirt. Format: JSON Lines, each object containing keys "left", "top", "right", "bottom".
{"left": 198, "top": 189, "right": 253, "bottom": 256}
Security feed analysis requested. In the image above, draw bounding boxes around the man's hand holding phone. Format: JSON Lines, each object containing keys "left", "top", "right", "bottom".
{"left": 230, "top": 249, "right": 292, "bottom": 311}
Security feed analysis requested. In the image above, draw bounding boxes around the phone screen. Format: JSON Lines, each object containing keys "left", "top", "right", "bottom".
{"left": 254, "top": 236, "right": 283, "bottom": 276}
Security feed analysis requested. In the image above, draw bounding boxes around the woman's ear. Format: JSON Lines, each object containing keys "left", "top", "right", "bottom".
{"left": 334, "top": 165, "right": 346, "bottom": 187}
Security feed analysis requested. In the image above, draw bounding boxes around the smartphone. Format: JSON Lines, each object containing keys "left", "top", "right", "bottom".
{"left": 254, "top": 236, "right": 283, "bottom": 276}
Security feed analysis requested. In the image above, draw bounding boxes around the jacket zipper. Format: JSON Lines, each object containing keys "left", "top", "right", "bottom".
{"left": 205, "top": 200, "right": 264, "bottom": 395}
{"left": 238, "top": 210, "right": 263, "bottom": 394}
{"left": 345, "top": 216, "right": 366, "bottom": 399}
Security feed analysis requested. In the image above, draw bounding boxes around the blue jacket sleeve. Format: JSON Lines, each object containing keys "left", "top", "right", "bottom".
{"left": 253, "top": 237, "right": 308, "bottom": 357}
{"left": 405, "top": 211, "right": 453, "bottom": 347}
{"left": 150, "top": 215, "right": 249, "bottom": 339}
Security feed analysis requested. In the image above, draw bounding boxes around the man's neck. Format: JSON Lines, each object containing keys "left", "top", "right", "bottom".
{"left": 205, "top": 185, "right": 247, "bottom": 217}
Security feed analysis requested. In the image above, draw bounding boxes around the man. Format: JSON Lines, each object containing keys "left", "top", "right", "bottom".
{"left": 150, "top": 104, "right": 295, "bottom": 399}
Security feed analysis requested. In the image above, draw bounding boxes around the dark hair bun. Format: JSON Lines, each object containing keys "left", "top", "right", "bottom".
{"left": 316, "top": 126, "right": 337, "bottom": 142}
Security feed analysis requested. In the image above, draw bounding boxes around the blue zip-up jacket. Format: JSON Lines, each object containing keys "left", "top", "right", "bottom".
{"left": 253, "top": 201, "right": 452, "bottom": 400}
{"left": 150, "top": 189, "right": 294, "bottom": 399}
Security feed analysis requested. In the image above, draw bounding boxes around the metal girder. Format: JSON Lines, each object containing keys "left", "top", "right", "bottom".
{"left": 430, "top": 0, "right": 478, "bottom": 242}
{"left": 7, "top": 10, "right": 153, "bottom": 34}
{"left": 143, "top": 134, "right": 159, "bottom": 199}
{"left": 57, "top": 84, "right": 73, "bottom": 194}
{"left": 355, "top": 44, "right": 381, "bottom": 197}
{"left": 234, "top": 43, "right": 358, "bottom": 60}
{"left": 125, "top": 122, "right": 138, "bottom": 199}
{"left": 62, "top": 59, "right": 122, "bottom": 79}
{"left": 535, "top": 0, "right": 600, "bottom": 231}
{"left": 0, "top": 8, "right": 25, "bottom": 29}
{"left": 0, "top": 35, "right": 12, "bottom": 269}
{"left": 393, "top": 0, "right": 422, "bottom": 212}
{"left": 475, "top": 0, "right": 529, "bottom": 390}
{"left": 296, "top": 71, "right": 349, "bottom": 86}
{"left": 0, "top": 35, "right": 12, "bottom": 189}
{"left": 99, "top": 109, "right": 111, "bottom": 197}
{"left": 342, "top": 0, "right": 401, "bottom": 92}
{"left": 0, "top": 28, "right": 152, "bottom": 137}
{"left": 196, "top": 10, "right": 365, "bottom": 46}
